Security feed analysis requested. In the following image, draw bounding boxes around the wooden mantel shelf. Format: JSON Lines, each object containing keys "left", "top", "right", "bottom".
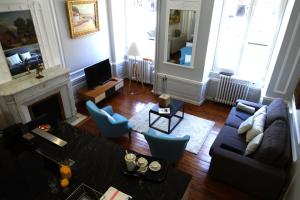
{"left": 78, "top": 77, "right": 124, "bottom": 103}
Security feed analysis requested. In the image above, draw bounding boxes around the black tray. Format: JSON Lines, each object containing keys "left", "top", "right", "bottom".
{"left": 122, "top": 152, "right": 169, "bottom": 182}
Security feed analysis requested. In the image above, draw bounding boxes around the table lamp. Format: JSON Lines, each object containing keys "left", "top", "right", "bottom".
{"left": 127, "top": 42, "right": 143, "bottom": 93}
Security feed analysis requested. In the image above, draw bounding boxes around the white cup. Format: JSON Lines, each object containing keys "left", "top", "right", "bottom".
{"left": 137, "top": 157, "right": 148, "bottom": 172}
{"left": 125, "top": 153, "right": 136, "bottom": 171}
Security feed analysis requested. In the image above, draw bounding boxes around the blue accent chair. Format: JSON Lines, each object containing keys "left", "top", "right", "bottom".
{"left": 86, "top": 100, "right": 132, "bottom": 138}
{"left": 143, "top": 128, "right": 190, "bottom": 163}
{"left": 180, "top": 46, "right": 192, "bottom": 66}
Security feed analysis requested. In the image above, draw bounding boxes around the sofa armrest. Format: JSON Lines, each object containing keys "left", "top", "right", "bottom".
{"left": 209, "top": 146, "right": 286, "bottom": 199}
{"left": 236, "top": 99, "right": 263, "bottom": 111}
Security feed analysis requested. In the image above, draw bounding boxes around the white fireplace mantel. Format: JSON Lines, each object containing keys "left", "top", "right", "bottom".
{"left": 0, "top": 66, "right": 77, "bottom": 128}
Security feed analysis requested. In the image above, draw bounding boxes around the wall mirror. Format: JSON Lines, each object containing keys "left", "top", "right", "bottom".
{"left": 165, "top": 8, "right": 199, "bottom": 68}
{"left": 0, "top": 10, "right": 44, "bottom": 77}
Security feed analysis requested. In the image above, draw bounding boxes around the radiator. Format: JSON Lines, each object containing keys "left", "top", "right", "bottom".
{"left": 215, "top": 75, "right": 250, "bottom": 105}
{"left": 128, "top": 58, "right": 154, "bottom": 84}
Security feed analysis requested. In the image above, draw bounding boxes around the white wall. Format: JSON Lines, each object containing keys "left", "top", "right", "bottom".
{"left": 52, "top": 0, "right": 110, "bottom": 72}
{"left": 264, "top": 0, "right": 300, "bottom": 102}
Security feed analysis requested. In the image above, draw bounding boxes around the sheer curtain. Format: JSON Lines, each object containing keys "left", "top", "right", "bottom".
{"left": 180, "top": 11, "right": 196, "bottom": 41}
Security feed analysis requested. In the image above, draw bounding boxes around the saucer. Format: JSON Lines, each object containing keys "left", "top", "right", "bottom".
{"left": 137, "top": 166, "right": 148, "bottom": 174}
{"left": 149, "top": 161, "right": 161, "bottom": 172}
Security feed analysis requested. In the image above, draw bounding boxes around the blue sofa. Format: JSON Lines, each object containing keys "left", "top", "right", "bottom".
{"left": 209, "top": 99, "right": 292, "bottom": 199}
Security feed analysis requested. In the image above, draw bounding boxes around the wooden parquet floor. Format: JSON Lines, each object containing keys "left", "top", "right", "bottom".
{"left": 76, "top": 80, "right": 255, "bottom": 200}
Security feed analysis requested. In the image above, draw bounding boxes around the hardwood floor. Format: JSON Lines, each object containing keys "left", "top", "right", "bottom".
{"left": 76, "top": 80, "right": 255, "bottom": 200}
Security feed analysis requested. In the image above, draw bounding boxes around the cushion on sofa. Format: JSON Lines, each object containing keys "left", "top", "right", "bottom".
{"left": 244, "top": 133, "right": 263, "bottom": 156}
{"left": 253, "top": 105, "right": 267, "bottom": 117}
{"left": 236, "top": 99, "right": 263, "bottom": 110}
{"left": 253, "top": 120, "right": 290, "bottom": 168}
{"left": 225, "top": 107, "right": 252, "bottom": 129}
{"left": 246, "top": 113, "right": 266, "bottom": 142}
{"left": 238, "top": 115, "right": 254, "bottom": 134}
{"left": 266, "top": 98, "right": 288, "bottom": 127}
{"left": 209, "top": 125, "right": 246, "bottom": 156}
{"left": 236, "top": 102, "right": 255, "bottom": 114}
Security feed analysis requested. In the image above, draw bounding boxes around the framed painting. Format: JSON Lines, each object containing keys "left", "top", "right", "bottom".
{"left": 66, "top": 0, "right": 99, "bottom": 38}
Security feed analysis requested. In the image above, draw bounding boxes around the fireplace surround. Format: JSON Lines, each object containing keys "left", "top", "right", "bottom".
{"left": 0, "top": 66, "right": 77, "bottom": 129}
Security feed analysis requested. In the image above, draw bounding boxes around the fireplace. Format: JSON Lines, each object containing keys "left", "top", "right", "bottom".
{"left": 0, "top": 67, "right": 77, "bottom": 129}
{"left": 28, "top": 93, "right": 65, "bottom": 121}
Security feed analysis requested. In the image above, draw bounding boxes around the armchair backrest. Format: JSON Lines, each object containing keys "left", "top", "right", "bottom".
{"left": 86, "top": 101, "right": 113, "bottom": 135}
{"left": 143, "top": 129, "right": 190, "bottom": 163}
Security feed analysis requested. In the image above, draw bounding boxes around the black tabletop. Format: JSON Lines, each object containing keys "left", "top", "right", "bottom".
{"left": 150, "top": 99, "right": 184, "bottom": 117}
{"left": 1, "top": 122, "right": 192, "bottom": 200}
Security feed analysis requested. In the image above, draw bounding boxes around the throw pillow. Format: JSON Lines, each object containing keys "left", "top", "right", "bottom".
{"left": 246, "top": 113, "right": 266, "bottom": 142}
{"left": 99, "top": 109, "right": 115, "bottom": 123}
{"left": 6, "top": 54, "right": 22, "bottom": 67}
{"left": 19, "top": 52, "right": 31, "bottom": 61}
{"left": 244, "top": 133, "right": 263, "bottom": 156}
{"left": 236, "top": 102, "right": 255, "bottom": 114}
{"left": 253, "top": 105, "right": 267, "bottom": 117}
{"left": 238, "top": 115, "right": 254, "bottom": 134}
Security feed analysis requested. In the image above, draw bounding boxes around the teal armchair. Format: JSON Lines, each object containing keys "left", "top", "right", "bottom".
{"left": 180, "top": 46, "right": 192, "bottom": 66}
{"left": 86, "top": 101, "right": 132, "bottom": 138}
{"left": 143, "top": 128, "right": 190, "bottom": 163}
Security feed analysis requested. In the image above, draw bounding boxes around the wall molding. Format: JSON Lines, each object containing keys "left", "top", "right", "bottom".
{"left": 157, "top": 72, "right": 202, "bottom": 86}
{"left": 155, "top": 72, "right": 206, "bottom": 105}
{"left": 274, "top": 10, "right": 300, "bottom": 94}
{"left": 48, "top": 0, "right": 66, "bottom": 68}
{"left": 155, "top": 90, "right": 202, "bottom": 105}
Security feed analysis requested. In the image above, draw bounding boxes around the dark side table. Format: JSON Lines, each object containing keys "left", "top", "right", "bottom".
{"left": 149, "top": 99, "right": 184, "bottom": 134}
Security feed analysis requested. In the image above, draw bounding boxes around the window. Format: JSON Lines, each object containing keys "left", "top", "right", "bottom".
{"left": 125, "top": 0, "right": 157, "bottom": 60}
{"left": 213, "top": 0, "right": 288, "bottom": 84}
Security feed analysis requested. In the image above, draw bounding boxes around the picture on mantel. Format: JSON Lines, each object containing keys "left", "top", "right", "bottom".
{"left": 0, "top": 10, "right": 43, "bottom": 77}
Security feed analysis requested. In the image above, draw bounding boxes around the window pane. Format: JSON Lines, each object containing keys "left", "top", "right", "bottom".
{"left": 126, "top": 0, "right": 156, "bottom": 60}
{"left": 213, "top": 0, "right": 252, "bottom": 73}
{"left": 238, "top": 0, "right": 286, "bottom": 82}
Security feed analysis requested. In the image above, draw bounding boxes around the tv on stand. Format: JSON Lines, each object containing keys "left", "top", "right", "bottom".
{"left": 84, "top": 59, "right": 112, "bottom": 89}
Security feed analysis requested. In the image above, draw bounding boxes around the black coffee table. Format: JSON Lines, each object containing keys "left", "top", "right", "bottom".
{"left": 149, "top": 99, "right": 184, "bottom": 134}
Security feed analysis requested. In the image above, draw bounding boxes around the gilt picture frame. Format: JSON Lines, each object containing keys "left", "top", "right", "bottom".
{"left": 66, "top": 0, "right": 99, "bottom": 38}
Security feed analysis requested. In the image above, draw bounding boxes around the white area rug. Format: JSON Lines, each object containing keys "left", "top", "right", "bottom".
{"left": 129, "top": 103, "right": 215, "bottom": 154}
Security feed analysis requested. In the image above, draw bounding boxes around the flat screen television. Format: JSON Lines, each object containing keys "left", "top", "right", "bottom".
{"left": 84, "top": 59, "right": 112, "bottom": 89}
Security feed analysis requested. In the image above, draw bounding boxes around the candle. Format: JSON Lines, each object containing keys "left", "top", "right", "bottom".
{"left": 60, "top": 165, "right": 72, "bottom": 179}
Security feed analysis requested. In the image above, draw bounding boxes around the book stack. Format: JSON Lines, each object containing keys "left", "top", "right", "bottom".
{"left": 100, "top": 187, "right": 132, "bottom": 200}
